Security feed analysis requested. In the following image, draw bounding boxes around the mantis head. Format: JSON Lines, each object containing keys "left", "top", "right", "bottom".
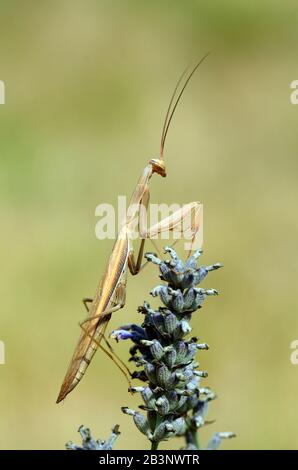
{"left": 149, "top": 158, "right": 166, "bottom": 177}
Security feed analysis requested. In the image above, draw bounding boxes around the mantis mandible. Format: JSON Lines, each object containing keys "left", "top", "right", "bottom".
{"left": 56, "top": 55, "right": 208, "bottom": 403}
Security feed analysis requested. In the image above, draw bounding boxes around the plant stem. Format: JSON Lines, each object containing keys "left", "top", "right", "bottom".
{"left": 191, "top": 428, "right": 200, "bottom": 450}
{"left": 151, "top": 440, "right": 159, "bottom": 451}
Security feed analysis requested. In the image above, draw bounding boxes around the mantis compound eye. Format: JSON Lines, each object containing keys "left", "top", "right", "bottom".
{"left": 149, "top": 158, "right": 166, "bottom": 177}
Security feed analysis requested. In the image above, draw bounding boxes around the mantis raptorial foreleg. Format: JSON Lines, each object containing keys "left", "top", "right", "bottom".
{"left": 139, "top": 199, "right": 202, "bottom": 255}
{"left": 127, "top": 186, "right": 165, "bottom": 276}
{"left": 128, "top": 239, "right": 146, "bottom": 275}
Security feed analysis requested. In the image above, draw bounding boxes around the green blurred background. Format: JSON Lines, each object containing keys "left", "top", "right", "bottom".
{"left": 0, "top": 0, "right": 298, "bottom": 450}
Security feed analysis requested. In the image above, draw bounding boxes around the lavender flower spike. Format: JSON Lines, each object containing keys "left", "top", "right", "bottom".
{"left": 116, "top": 247, "right": 235, "bottom": 450}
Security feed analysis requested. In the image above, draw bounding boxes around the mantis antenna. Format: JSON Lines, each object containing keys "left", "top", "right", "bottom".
{"left": 160, "top": 52, "right": 210, "bottom": 158}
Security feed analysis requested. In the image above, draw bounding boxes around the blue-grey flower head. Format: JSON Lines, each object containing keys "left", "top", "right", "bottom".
{"left": 66, "top": 425, "right": 120, "bottom": 450}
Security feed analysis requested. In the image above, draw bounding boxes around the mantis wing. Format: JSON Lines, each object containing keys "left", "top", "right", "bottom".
{"left": 56, "top": 235, "right": 129, "bottom": 403}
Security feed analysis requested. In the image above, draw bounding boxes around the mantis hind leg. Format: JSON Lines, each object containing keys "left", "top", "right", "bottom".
{"left": 102, "top": 334, "right": 132, "bottom": 380}
{"left": 79, "top": 281, "right": 131, "bottom": 385}
{"left": 82, "top": 298, "right": 93, "bottom": 312}
{"left": 79, "top": 321, "right": 132, "bottom": 388}
{"left": 80, "top": 304, "right": 121, "bottom": 326}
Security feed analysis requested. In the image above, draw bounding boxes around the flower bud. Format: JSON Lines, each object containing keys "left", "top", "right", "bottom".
{"left": 141, "top": 387, "right": 155, "bottom": 408}
{"left": 171, "top": 289, "right": 184, "bottom": 312}
{"left": 156, "top": 396, "right": 170, "bottom": 415}
{"left": 144, "top": 362, "right": 157, "bottom": 385}
{"left": 150, "top": 340, "right": 164, "bottom": 361}
{"left": 156, "top": 364, "right": 174, "bottom": 389}
{"left": 152, "top": 421, "right": 170, "bottom": 441}
{"left": 133, "top": 412, "right": 151, "bottom": 436}
{"left": 164, "top": 348, "right": 176, "bottom": 368}
{"left": 171, "top": 417, "right": 186, "bottom": 435}
{"left": 164, "top": 312, "right": 178, "bottom": 334}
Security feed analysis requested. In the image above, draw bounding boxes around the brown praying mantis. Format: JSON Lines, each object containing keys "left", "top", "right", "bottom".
{"left": 56, "top": 55, "right": 208, "bottom": 403}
